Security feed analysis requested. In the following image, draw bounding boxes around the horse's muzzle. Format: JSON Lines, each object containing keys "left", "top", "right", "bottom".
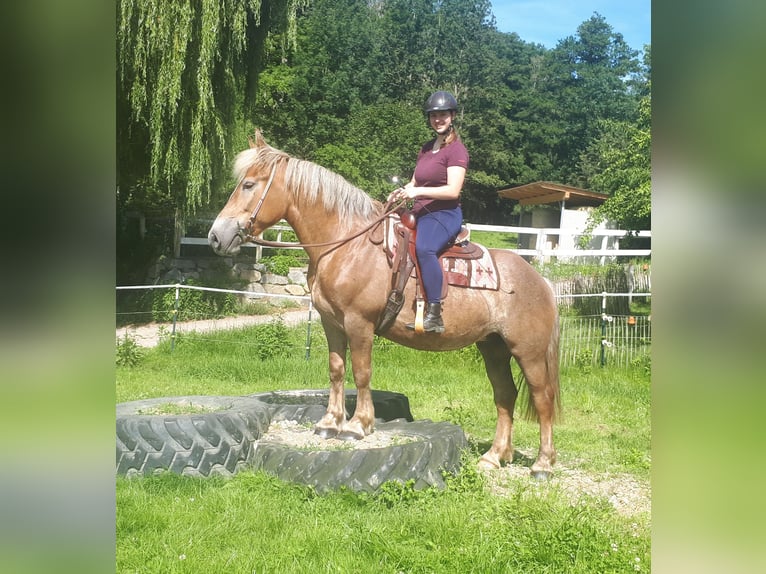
{"left": 207, "top": 218, "right": 244, "bottom": 255}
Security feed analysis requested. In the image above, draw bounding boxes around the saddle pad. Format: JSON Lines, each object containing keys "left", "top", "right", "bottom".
{"left": 383, "top": 214, "right": 499, "bottom": 291}
{"left": 441, "top": 245, "right": 499, "bottom": 290}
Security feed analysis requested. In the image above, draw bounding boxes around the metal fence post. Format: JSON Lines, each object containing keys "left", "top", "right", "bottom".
{"left": 171, "top": 284, "right": 180, "bottom": 352}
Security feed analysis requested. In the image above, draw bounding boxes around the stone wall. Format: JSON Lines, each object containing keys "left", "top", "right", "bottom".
{"left": 147, "top": 254, "right": 310, "bottom": 300}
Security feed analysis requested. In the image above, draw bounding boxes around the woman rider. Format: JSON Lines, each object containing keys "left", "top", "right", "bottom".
{"left": 389, "top": 91, "right": 469, "bottom": 334}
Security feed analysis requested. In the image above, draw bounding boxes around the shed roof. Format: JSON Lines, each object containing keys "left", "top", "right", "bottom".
{"left": 497, "top": 181, "right": 608, "bottom": 207}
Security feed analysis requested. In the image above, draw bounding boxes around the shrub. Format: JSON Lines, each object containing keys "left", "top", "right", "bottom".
{"left": 261, "top": 254, "right": 303, "bottom": 276}
{"left": 251, "top": 319, "right": 291, "bottom": 360}
{"left": 116, "top": 333, "right": 143, "bottom": 366}
{"left": 151, "top": 279, "right": 237, "bottom": 322}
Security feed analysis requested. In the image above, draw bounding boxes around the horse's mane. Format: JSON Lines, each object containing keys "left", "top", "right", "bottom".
{"left": 233, "top": 144, "right": 380, "bottom": 226}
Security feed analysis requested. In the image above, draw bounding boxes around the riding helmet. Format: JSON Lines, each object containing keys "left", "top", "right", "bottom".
{"left": 424, "top": 91, "right": 458, "bottom": 114}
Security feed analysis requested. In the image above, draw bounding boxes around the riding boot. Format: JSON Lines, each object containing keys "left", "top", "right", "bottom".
{"left": 423, "top": 302, "right": 445, "bottom": 333}
{"left": 407, "top": 302, "right": 445, "bottom": 333}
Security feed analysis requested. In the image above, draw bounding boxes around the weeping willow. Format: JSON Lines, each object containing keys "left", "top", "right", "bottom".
{"left": 118, "top": 0, "right": 306, "bottom": 215}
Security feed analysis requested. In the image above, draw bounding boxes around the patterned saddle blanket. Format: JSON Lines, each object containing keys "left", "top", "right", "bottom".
{"left": 382, "top": 214, "right": 499, "bottom": 292}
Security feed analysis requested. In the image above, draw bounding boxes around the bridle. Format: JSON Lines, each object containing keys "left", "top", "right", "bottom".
{"left": 236, "top": 163, "right": 279, "bottom": 242}
{"left": 235, "top": 163, "right": 407, "bottom": 250}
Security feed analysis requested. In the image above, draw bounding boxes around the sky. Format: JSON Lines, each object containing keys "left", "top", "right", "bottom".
{"left": 489, "top": 0, "right": 651, "bottom": 52}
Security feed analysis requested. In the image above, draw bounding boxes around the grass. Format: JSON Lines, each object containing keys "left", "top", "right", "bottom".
{"left": 469, "top": 229, "right": 518, "bottom": 249}
{"left": 116, "top": 323, "right": 650, "bottom": 573}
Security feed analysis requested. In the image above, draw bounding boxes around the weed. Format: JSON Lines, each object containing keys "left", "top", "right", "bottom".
{"left": 116, "top": 333, "right": 143, "bottom": 366}
{"left": 444, "top": 452, "right": 486, "bottom": 493}
{"left": 574, "top": 349, "right": 594, "bottom": 374}
{"left": 251, "top": 319, "right": 291, "bottom": 360}
{"left": 630, "top": 353, "right": 651, "bottom": 378}
{"left": 374, "top": 478, "right": 419, "bottom": 507}
{"left": 443, "top": 401, "right": 477, "bottom": 429}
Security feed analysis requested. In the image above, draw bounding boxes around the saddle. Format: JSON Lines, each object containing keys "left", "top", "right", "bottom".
{"left": 375, "top": 212, "right": 496, "bottom": 333}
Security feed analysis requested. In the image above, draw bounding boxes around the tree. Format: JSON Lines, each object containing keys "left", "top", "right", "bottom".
{"left": 117, "top": 0, "right": 306, "bottom": 263}
{"left": 578, "top": 90, "right": 651, "bottom": 237}
{"left": 543, "top": 13, "right": 643, "bottom": 184}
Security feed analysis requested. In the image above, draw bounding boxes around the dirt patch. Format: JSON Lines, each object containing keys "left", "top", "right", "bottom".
{"left": 116, "top": 308, "right": 312, "bottom": 348}
{"left": 483, "top": 452, "right": 651, "bottom": 518}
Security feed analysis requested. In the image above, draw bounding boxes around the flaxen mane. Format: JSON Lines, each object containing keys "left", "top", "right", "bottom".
{"left": 233, "top": 145, "right": 379, "bottom": 228}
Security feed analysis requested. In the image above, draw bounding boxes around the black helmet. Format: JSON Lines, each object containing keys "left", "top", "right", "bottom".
{"left": 424, "top": 91, "right": 458, "bottom": 114}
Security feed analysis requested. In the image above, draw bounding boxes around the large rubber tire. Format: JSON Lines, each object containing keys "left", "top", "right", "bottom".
{"left": 248, "top": 388, "right": 414, "bottom": 424}
{"left": 116, "top": 396, "right": 271, "bottom": 478}
{"left": 116, "top": 391, "right": 465, "bottom": 493}
{"left": 252, "top": 419, "right": 467, "bottom": 493}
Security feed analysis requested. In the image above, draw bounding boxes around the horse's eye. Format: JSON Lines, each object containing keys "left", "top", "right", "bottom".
{"left": 242, "top": 180, "right": 256, "bottom": 192}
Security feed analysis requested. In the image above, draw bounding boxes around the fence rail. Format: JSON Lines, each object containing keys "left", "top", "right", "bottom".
{"left": 181, "top": 221, "right": 651, "bottom": 264}
{"left": 466, "top": 223, "right": 651, "bottom": 263}
{"left": 117, "top": 284, "right": 650, "bottom": 368}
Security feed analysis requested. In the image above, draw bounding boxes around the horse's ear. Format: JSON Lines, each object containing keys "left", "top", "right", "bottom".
{"left": 249, "top": 129, "right": 267, "bottom": 149}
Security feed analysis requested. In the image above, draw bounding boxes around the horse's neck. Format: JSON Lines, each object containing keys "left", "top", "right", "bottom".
{"left": 284, "top": 203, "right": 339, "bottom": 244}
{"left": 284, "top": 203, "right": 381, "bottom": 267}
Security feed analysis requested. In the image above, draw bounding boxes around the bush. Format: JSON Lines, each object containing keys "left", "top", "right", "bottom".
{"left": 261, "top": 253, "right": 303, "bottom": 276}
{"left": 116, "top": 333, "right": 143, "bottom": 366}
{"left": 151, "top": 279, "right": 237, "bottom": 322}
{"left": 251, "top": 319, "right": 291, "bottom": 360}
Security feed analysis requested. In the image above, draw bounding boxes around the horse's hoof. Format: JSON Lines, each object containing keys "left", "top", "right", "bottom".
{"left": 314, "top": 426, "right": 339, "bottom": 439}
{"left": 477, "top": 456, "right": 501, "bottom": 470}
{"left": 337, "top": 429, "right": 365, "bottom": 441}
{"left": 531, "top": 469, "right": 552, "bottom": 481}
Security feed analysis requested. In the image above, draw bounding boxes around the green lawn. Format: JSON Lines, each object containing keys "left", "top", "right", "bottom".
{"left": 116, "top": 323, "right": 650, "bottom": 573}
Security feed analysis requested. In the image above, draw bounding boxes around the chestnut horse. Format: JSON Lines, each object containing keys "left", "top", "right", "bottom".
{"left": 208, "top": 131, "right": 561, "bottom": 478}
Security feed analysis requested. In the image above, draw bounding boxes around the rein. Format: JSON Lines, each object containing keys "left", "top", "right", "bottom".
{"left": 237, "top": 165, "right": 407, "bottom": 249}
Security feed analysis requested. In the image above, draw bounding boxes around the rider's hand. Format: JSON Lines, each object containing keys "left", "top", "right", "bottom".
{"left": 387, "top": 187, "right": 405, "bottom": 202}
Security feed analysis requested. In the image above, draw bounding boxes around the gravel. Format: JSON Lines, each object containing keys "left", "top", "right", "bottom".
{"left": 260, "top": 419, "right": 416, "bottom": 450}
{"left": 116, "top": 309, "right": 312, "bottom": 348}
{"left": 483, "top": 450, "right": 651, "bottom": 517}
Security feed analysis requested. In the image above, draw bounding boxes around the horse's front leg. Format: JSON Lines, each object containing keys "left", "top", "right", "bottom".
{"left": 314, "top": 324, "right": 348, "bottom": 439}
{"left": 338, "top": 325, "right": 375, "bottom": 441}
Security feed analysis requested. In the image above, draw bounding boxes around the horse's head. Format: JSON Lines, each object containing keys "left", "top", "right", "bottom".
{"left": 208, "top": 130, "right": 288, "bottom": 255}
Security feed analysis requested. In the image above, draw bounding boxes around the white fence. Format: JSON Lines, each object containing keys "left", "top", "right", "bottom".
{"left": 181, "top": 224, "right": 302, "bottom": 260}
{"left": 465, "top": 223, "right": 651, "bottom": 264}
{"left": 182, "top": 222, "right": 650, "bottom": 264}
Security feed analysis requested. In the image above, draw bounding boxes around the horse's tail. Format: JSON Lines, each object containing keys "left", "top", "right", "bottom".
{"left": 521, "top": 308, "right": 562, "bottom": 423}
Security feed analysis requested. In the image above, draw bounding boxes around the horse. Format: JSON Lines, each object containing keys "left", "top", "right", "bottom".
{"left": 208, "top": 131, "right": 561, "bottom": 478}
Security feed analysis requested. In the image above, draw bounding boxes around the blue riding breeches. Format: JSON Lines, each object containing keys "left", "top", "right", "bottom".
{"left": 415, "top": 206, "right": 463, "bottom": 303}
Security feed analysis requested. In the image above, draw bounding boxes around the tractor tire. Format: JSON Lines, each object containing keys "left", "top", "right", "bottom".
{"left": 252, "top": 419, "right": 467, "bottom": 493}
{"left": 116, "top": 396, "right": 271, "bottom": 478}
{"left": 248, "top": 388, "right": 414, "bottom": 424}
{"left": 116, "top": 391, "right": 465, "bottom": 493}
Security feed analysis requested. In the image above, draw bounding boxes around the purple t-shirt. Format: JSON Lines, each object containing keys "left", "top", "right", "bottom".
{"left": 412, "top": 138, "right": 469, "bottom": 214}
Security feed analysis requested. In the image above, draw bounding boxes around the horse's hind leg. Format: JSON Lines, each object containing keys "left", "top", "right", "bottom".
{"left": 476, "top": 335, "right": 517, "bottom": 470}
{"left": 516, "top": 355, "right": 557, "bottom": 479}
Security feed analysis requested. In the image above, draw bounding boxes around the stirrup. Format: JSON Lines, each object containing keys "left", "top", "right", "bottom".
{"left": 406, "top": 299, "right": 426, "bottom": 333}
